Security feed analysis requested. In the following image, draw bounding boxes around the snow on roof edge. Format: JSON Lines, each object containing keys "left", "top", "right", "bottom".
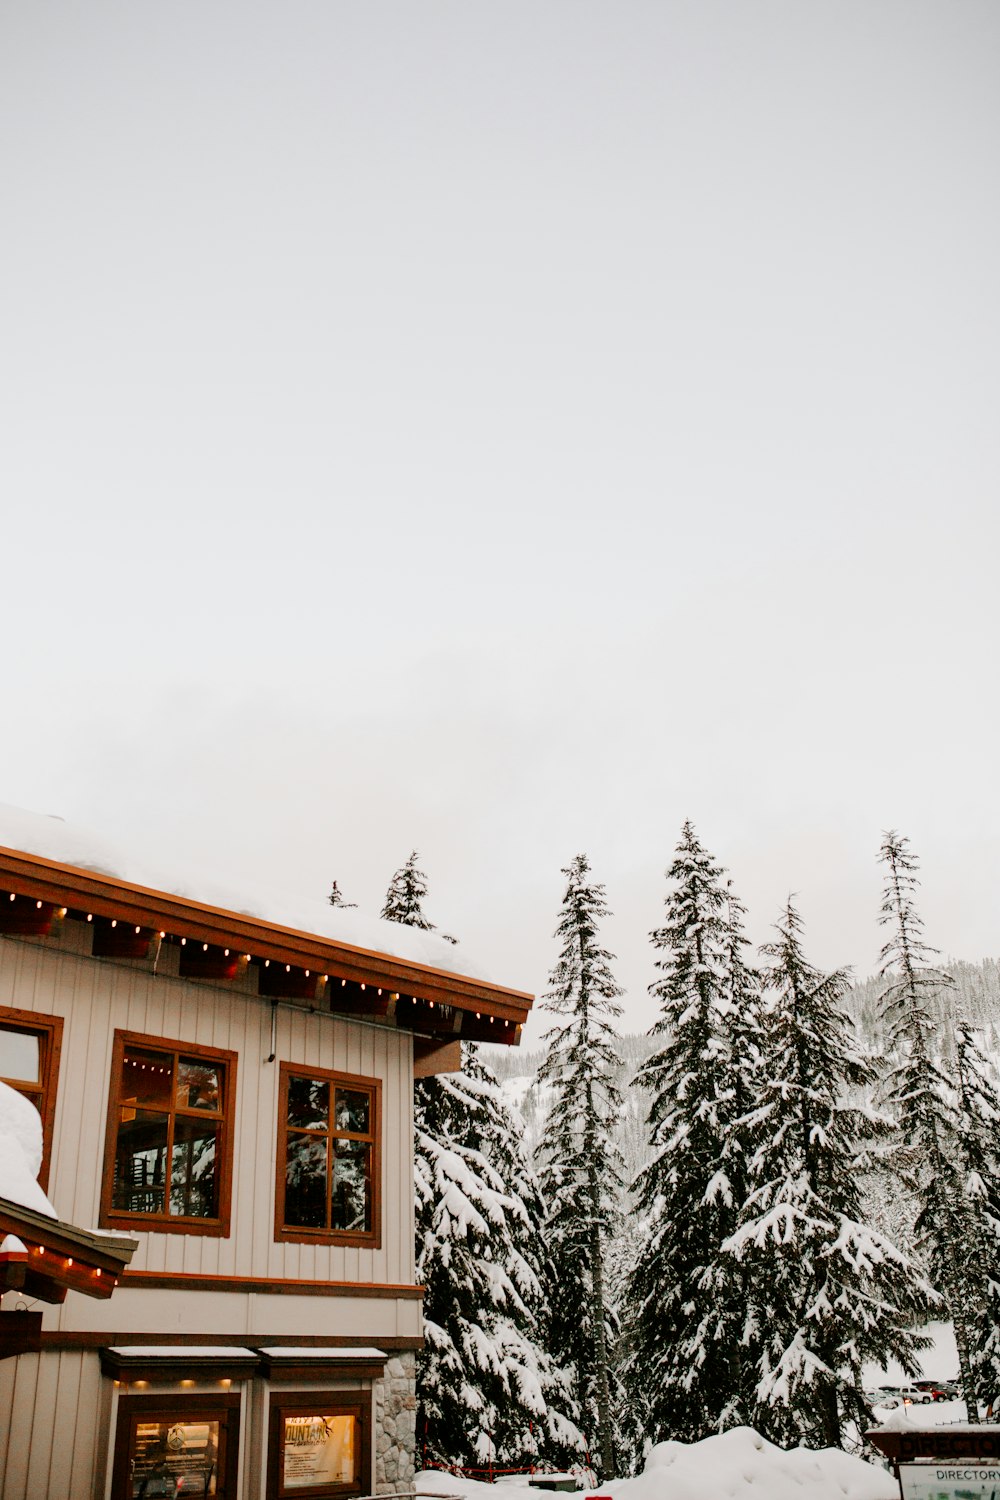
{"left": 0, "top": 802, "right": 508, "bottom": 992}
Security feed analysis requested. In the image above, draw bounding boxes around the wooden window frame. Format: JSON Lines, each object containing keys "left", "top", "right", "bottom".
{"left": 267, "top": 1391, "right": 371, "bottom": 1500}
{"left": 0, "top": 1005, "right": 63, "bottom": 1191}
{"left": 110, "top": 1391, "right": 241, "bottom": 1500}
{"left": 100, "top": 1028, "right": 237, "bottom": 1238}
{"left": 275, "top": 1063, "right": 381, "bottom": 1249}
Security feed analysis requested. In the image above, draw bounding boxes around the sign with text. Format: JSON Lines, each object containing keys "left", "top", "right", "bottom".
{"left": 281, "top": 1413, "right": 356, "bottom": 1490}
{"left": 899, "top": 1461, "right": 1000, "bottom": 1499}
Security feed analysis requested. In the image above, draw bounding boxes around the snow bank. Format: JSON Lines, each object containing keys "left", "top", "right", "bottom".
{"left": 0, "top": 802, "right": 498, "bottom": 985}
{"left": 417, "top": 1427, "right": 896, "bottom": 1500}
{"left": 0, "top": 1081, "right": 57, "bottom": 1218}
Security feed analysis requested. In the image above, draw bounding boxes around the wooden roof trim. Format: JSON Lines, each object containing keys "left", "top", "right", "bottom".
{"left": 0, "top": 1197, "right": 139, "bottom": 1274}
{"left": 0, "top": 1195, "right": 139, "bottom": 1303}
{"left": 0, "top": 845, "right": 533, "bottom": 1024}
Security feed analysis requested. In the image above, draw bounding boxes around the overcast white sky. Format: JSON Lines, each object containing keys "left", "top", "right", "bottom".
{"left": 2, "top": 2, "right": 998, "bottom": 1041}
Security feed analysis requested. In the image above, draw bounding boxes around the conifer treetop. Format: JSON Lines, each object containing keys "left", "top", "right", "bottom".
{"left": 328, "top": 880, "right": 357, "bottom": 909}
{"left": 878, "top": 831, "right": 955, "bottom": 1002}
{"left": 382, "top": 850, "right": 436, "bottom": 930}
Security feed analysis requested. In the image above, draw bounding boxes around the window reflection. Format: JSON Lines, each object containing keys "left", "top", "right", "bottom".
{"left": 109, "top": 1036, "right": 228, "bottom": 1225}
{"left": 131, "top": 1419, "right": 219, "bottom": 1497}
{"left": 281, "top": 1069, "right": 377, "bottom": 1239}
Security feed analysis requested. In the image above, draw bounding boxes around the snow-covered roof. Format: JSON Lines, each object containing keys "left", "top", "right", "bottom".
{"left": 0, "top": 803, "right": 530, "bottom": 1020}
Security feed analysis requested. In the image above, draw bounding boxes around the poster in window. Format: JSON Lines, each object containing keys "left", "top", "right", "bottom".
{"left": 282, "top": 1414, "right": 356, "bottom": 1490}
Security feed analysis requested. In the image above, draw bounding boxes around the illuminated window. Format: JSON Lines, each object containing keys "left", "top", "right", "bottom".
{"left": 0, "top": 1006, "right": 63, "bottom": 1189}
{"left": 101, "top": 1031, "right": 237, "bottom": 1236}
{"left": 275, "top": 1064, "right": 380, "bottom": 1247}
{"left": 268, "top": 1397, "right": 370, "bottom": 1498}
{"left": 111, "top": 1395, "right": 240, "bottom": 1499}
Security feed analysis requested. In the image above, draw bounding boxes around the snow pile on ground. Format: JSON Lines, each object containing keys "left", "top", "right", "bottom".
{"left": 0, "top": 801, "right": 497, "bottom": 984}
{"left": 0, "top": 1081, "right": 57, "bottom": 1218}
{"left": 417, "top": 1426, "right": 895, "bottom": 1500}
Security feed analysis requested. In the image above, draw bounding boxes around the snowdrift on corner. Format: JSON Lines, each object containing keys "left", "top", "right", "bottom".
{"left": 417, "top": 1425, "right": 895, "bottom": 1500}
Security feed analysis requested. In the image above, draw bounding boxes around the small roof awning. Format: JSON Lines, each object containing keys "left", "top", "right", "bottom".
{"left": 101, "top": 1346, "right": 260, "bottom": 1382}
{"left": 98, "top": 1345, "right": 390, "bottom": 1383}
{"left": 0, "top": 1194, "right": 138, "bottom": 1304}
{"left": 0, "top": 1195, "right": 139, "bottom": 1361}
{"left": 258, "top": 1346, "right": 388, "bottom": 1380}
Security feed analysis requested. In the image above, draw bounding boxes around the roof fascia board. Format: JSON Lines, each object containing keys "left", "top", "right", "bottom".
{"left": 0, "top": 1196, "right": 139, "bottom": 1272}
{"left": 0, "top": 846, "right": 532, "bottom": 1023}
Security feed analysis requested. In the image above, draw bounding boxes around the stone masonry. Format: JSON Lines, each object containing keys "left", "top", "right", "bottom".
{"left": 374, "top": 1351, "right": 418, "bottom": 1494}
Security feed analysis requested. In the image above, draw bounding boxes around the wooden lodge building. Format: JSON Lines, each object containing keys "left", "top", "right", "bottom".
{"left": 0, "top": 810, "right": 532, "bottom": 1499}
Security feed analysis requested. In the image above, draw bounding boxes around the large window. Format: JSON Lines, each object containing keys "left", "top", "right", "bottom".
{"left": 275, "top": 1064, "right": 380, "bottom": 1247}
{"left": 268, "top": 1396, "right": 370, "bottom": 1498}
{"left": 0, "top": 1006, "right": 63, "bottom": 1190}
{"left": 101, "top": 1030, "right": 237, "bottom": 1236}
{"left": 111, "top": 1394, "right": 241, "bottom": 1499}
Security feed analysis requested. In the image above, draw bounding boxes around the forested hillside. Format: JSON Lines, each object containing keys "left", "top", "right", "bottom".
{"left": 490, "top": 956, "right": 1000, "bottom": 1188}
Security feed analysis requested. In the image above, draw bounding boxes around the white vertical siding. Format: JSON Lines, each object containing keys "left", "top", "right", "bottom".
{"left": 0, "top": 1352, "right": 102, "bottom": 1500}
{"left": 0, "top": 931, "right": 416, "bottom": 1288}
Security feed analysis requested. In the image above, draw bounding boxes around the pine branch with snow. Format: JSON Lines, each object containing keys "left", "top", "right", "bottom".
{"left": 416, "top": 1050, "right": 585, "bottom": 1470}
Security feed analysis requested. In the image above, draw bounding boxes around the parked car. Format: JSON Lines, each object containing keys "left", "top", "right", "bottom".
{"left": 914, "top": 1380, "right": 951, "bottom": 1402}
{"left": 897, "top": 1385, "right": 933, "bottom": 1405}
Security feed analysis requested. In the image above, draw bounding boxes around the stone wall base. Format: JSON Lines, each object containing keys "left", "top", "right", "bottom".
{"left": 374, "top": 1351, "right": 417, "bottom": 1494}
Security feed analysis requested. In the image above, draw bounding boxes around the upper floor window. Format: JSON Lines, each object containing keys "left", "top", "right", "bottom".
{"left": 100, "top": 1030, "right": 237, "bottom": 1237}
{"left": 275, "top": 1064, "right": 381, "bottom": 1247}
{"left": 0, "top": 1005, "right": 63, "bottom": 1190}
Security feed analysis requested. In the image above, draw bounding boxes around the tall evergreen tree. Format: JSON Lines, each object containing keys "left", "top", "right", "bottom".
{"left": 728, "top": 902, "right": 935, "bottom": 1449}
{"left": 417, "top": 1048, "right": 584, "bottom": 1470}
{"left": 382, "top": 851, "right": 435, "bottom": 929}
{"left": 535, "top": 855, "right": 625, "bottom": 1478}
{"left": 949, "top": 1019, "right": 1000, "bottom": 1404}
{"left": 877, "top": 831, "right": 982, "bottom": 1419}
{"left": 384, "top": 858, "right": 579, "bottom": 1469}
{"left": 624, "top": 821, "right": 758, "bottom": 1442}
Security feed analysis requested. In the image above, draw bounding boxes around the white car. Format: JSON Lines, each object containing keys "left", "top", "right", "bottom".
{"left": 897, "top": 1385, "right": 933, "bottom": 1405}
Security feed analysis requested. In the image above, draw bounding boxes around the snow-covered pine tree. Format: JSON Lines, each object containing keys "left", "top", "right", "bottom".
{"left": 727, "top": 901, "right": 935, "bottom": 1450}
{"left": 535, "top": 854, "right": 625, "bottom": 1478}
{"left": 877, "top": 831, "right": 982, "bottom": 1420}
{"left": 383, "top": 858, "right": 580, "bottom": 1469}
{"left": 417, "top": 1047, "right": 584, "bottom": 1471}
{"left": 953, "top": 1020, "right": 1000, "bottom": 1404}
{"left": 328, "top": 880, "right": 357, "bottom": 909}
{"left": 382, "top": 851, "right": 436, "bottom": 929}
{"left": 624, "top": 821, "right": 758, "bottom": 1442}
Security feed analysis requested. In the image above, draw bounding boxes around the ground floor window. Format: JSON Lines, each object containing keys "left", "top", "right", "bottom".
{"left": 268, "top": 1395, "right": 370, "bottom": 1498}
{"left": 111, "top": 1394, "right": 241, "bottom": 1499}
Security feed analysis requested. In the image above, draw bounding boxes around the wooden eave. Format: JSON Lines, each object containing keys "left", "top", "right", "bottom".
{"left": 0, "top": 844, "right": 533, "bottom": 1032}
{"left": 867, "top": 1425, "right": 1000, "bottom": 1465}
{"left": 0, "top": 1194, "right": 138, "bottom": 1303}
{"left": 100, "top": 1346, "right": 260, "bottom": 1382}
